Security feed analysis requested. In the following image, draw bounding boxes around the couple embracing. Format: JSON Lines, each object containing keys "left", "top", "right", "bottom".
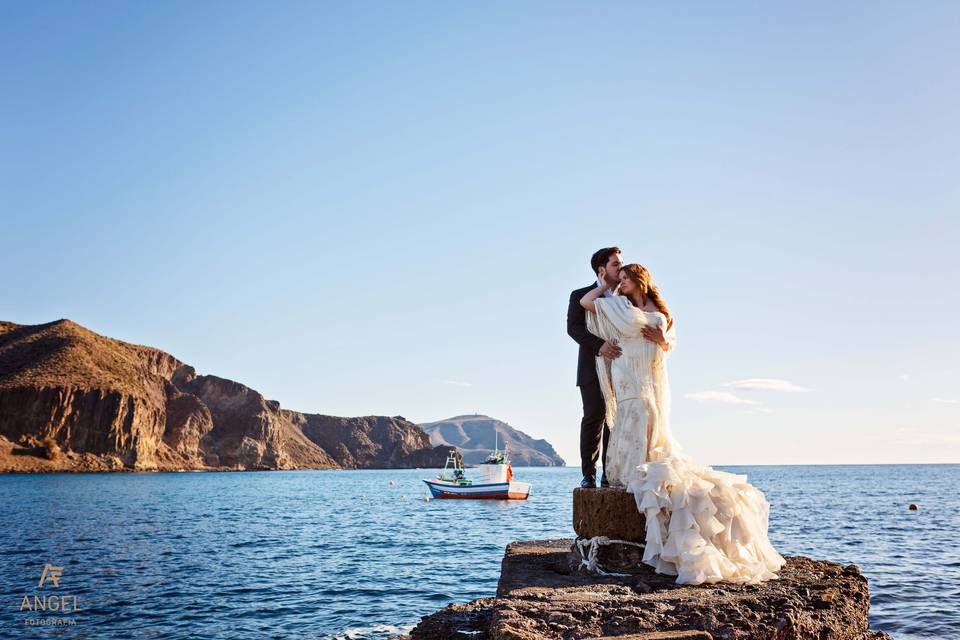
{"left": 566, "top": 247, "right": 786, "bottom": 585}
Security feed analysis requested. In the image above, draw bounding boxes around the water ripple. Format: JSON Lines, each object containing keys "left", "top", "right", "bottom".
{"left": 0, "top": 465, "right": 957, "bottom": 639}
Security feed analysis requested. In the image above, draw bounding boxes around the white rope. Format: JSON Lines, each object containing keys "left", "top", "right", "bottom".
{"left": 575, "top": 536, "right": 645, "bottom": 576}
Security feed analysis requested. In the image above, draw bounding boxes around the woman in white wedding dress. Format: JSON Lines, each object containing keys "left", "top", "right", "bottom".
{"left": 580, "top": 264, "right": 786, "bottom": 585}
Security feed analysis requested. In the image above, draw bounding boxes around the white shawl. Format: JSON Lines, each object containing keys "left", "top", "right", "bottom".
{"left": 585, "top": 295, "right": 677, "bottom": 442}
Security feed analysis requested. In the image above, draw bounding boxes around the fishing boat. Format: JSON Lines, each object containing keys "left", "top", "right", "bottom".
{"left": 422, "top": 434, "right": 531, "bottom": 500}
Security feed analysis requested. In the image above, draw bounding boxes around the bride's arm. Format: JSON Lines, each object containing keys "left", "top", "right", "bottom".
{"left": 662, "top": 318, "right": 677, "bottom": 351}
{"left": 579, "top": 283, "right": 609, "bottom": 312}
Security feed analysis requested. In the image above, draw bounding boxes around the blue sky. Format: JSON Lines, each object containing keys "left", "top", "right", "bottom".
{"left": 2, "top": 1, "right": 957, "bottom": 465}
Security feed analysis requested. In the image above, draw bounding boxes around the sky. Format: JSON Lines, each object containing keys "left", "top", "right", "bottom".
{"left": 2, "top": 1, "right": 958, "bottom": 465}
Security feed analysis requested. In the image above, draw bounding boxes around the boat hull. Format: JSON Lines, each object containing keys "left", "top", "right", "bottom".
{"left": 423, "top": 479, "right": 531, "bottom": 500}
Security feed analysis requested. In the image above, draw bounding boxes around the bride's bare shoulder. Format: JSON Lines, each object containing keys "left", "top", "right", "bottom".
{"left": 625, "top": 297, "right": 661, "bottom": 315}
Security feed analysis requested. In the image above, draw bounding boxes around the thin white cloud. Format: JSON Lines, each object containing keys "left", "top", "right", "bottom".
{"left": 871, "top": 426, "right": 960, "bottom": 448}
{"left": 686, "top": 391, "right": 760, "bottom": 406}
{"left": 723, "top": 378, "right": 810, "bottom": 392}
{"left": 743, "top": 407, "right": 775, "bottom": 415}
{"left": 899, "top": 374, "right": 910, "bottom": 381}
{"left": 933, "top": 398, "right": 959, "bottom": 404}
{"left": 438, "top": 379, "right": 472, "bottom": 388}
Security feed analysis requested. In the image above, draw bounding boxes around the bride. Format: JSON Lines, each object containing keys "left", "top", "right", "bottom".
{"left": 580, "top": 263, "right": 786, "bottom": 585}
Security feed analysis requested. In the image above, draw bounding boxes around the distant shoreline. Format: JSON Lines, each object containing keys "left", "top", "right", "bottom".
{"left": 2, "top": 461, "right": 957, "bottom": 476}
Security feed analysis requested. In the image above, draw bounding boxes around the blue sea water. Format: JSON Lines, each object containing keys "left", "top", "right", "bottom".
{"left": 1, "top": 465, "right": 957, "bottom": 639}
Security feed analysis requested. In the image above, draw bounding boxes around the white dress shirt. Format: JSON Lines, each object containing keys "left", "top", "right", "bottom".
{"left": 597, "top": 277, "right": 616, "bottom": 298}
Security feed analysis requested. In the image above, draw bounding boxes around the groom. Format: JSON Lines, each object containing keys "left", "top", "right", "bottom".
{"left": 567, "top": 247, "right": 623, "bottom": 489}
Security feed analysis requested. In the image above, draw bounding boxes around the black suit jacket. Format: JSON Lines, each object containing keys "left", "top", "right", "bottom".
{"left": 567, "top": 284, "right": 606, "bottom": 387}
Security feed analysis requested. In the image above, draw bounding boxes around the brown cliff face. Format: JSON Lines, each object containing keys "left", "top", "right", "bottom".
{"left": 421, "top": 415, "right": 566, "bottom": 466}
{"left": 287, "top": 413, "right": 454, "bottom": 469}
{"left": 0, "top": 319, "right": 454, "bottom": 472}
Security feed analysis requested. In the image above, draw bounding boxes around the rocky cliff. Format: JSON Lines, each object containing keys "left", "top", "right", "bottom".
{"left": 0, "top": 319, "right": 453, "bottom": 472}
{"left": 420, "top": 414, "right": 565, "bottom": 466}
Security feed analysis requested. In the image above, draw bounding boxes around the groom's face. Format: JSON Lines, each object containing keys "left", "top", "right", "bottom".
{"left": 600, "top": 253, "right": 623, "bottom": 287}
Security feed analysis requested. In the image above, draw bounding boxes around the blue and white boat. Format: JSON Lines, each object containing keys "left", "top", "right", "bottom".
{"left": 422, "top": 439, "right": 531, "bottom": 500}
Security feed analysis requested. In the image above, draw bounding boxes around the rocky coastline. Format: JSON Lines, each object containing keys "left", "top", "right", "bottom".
{"left": 0, "top": 319, "right": 456, "bottom": 473}
{"left": 421, "top": 414, "right": 566, "bottom": 467}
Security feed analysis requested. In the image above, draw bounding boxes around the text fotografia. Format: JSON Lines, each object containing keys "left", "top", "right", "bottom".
{"left": 25, "top": 617, "right": 78, "bottom": 626}
{"left": 18, "top": 562, "right": 81, "bottom": 626}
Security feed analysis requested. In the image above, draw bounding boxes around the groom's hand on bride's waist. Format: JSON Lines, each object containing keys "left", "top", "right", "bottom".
{"left": 599, "top": 341, "right": 622, "bottom": 359}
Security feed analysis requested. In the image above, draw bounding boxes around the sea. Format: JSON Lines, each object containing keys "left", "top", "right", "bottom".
{"left": 1, "top": 464, "right": 957, "bottom": 639}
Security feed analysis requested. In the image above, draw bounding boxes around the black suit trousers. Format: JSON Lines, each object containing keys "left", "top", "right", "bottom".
{"left": 579, "top": 379, "right": 610, "bottom": 479}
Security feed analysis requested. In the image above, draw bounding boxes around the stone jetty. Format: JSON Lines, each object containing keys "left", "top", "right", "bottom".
{"left": 396, "top": 488, "right": 894, "bottom": 640}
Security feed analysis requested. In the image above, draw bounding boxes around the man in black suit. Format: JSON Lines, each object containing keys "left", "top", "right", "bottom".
{"left": 567, "top": 247, "right": 623, "bottom": 489}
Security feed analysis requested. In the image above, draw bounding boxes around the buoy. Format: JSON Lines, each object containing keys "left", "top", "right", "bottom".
{"left": 388, "top": 480, "right": 397, "bottom": 488}
{"left": 908, "top": 503, "right": 919, "bottom": 511}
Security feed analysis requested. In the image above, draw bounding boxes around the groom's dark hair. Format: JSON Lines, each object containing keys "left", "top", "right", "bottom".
{"left": 591, "top": 247, "right": 621, "bottom": 272}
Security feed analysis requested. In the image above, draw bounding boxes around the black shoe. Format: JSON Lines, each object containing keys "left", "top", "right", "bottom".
{"left": 580, "top": 475, "right": 597, "bottom": 489}
{"left": 600, "top": 475, "right": 610, "bottom": 488}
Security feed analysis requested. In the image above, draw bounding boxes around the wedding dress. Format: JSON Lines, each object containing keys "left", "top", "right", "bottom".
{"left": 586, "top": 295, "right": 786, "bottom": 585}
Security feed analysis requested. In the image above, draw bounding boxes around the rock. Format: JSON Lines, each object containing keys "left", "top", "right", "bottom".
{"left": 573, "top": 487, "right": 647, "bottom": 543}
{"left": 286, "top": 412, "right": 459, "bottom": 469}
{"left": 394, "top": 597, "right": 495, "bottom": 640}
{"left": 0, "top": 319, "right": 456, "bottom": 472}
{"left": 401, "top": 539, "right": 896, "bottom": 640}
{"left": 631, "top": 578, "right": 653, "bottom": 594}
{"left": 420, "top": 414, "right": 565, "bottom": 466}
{"left": 575, "top": 536, "right": 649, "bottom": 575}
{"left": 596, "top": 633, "right": 714, "bottom": 640}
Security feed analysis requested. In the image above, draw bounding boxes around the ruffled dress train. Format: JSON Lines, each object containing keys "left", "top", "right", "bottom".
{"left": 587, "top": 295, "right": 786, "bottom": 585}
{"left": 630, "top": 454, "right": 785, "bottom": 584}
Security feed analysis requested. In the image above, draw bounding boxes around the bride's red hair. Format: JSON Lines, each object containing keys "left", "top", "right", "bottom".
{"left": 621, "top": 264, "right": 672, "bottom": 327}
